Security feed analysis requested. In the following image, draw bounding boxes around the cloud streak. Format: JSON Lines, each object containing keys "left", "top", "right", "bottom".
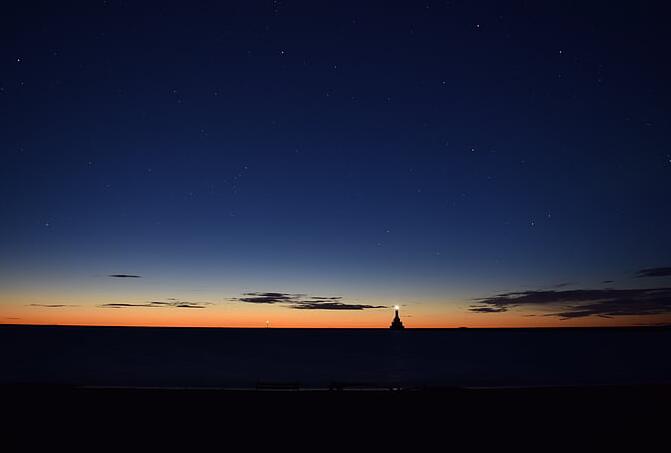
{"left": 470, "top": 287, "right": 671, "bottom": 319}
{"left": 551, "top": 282, "right": 574, "bottom": 288}
{"left": 27, "top": 304, "right": 79, "bottom": 308}
{"left": 99, "top": 299, "right": 210, "bottom": 309}
{"left": 108, "top": 274, "right": 142, "bottom": 278}
{"left": 291, "top": 302, "right": 387, "bottom": 310}
{"left": 636, "top": 267, "right": 671, "bottom": 278}
{"left": 232, "top": 292, "right": 304, "bottom": 304}
{"left": 230, "top": 292, "right": 386, "bottom": 310}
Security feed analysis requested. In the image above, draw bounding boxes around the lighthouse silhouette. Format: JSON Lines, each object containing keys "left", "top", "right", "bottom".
{"left": 389, "top": 305, "right": 405, "bottom": 330}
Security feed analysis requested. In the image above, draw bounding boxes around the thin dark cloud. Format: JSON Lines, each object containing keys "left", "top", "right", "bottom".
{"left": 292, "top": 302, "right": 387, "bottom": 310}
{"left": 99, "top": 299, "right": 210, "bottom": 309}
{"left": 231, "top": 292, "right": 386, "bottom": 310}
{"left": 469, "top": 306, "right": 508, "bottom": 313}
{"left": 551, "top": 282, "right": 574, "bottom": 288}
{"left": 148, "top": 300, "right": 209, "bottom": 308}
{"left": 602, "top": 280, "right": 615, "bottom": 284}
{"left": 27, "top": 304, "right": 79, "bottom": 308}
{"left": 470, "top": 287, "right": 671, "bottom": 319}
{"left": 109, "top": 274, "right": 142, "bottom": 278}
{"left": 231, "top": 292, "right": 302, "bottom": 304}
{"left": 636, "top": 267, "right": 671, "bottom": 278}
{"left": 100, "top": 303, "right": 155, "bottom": 308}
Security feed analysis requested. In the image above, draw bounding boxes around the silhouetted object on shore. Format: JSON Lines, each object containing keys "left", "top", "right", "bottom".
{"left": 390, "top": 305, "right": 405, "bottom": 330}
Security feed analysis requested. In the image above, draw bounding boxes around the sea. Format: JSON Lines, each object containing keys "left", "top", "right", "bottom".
{"left": 2, "top": 325, "right": 670, "bottom": 389}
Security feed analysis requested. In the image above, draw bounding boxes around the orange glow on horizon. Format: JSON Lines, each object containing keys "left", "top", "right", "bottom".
{"left": 1, "top": 307, "right": 666, "bottom": 329}
{"left": 2, "top": 291, "right": 668, "bottom": 329}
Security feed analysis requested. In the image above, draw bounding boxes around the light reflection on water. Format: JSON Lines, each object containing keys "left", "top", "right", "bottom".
{"left": 2, "top": 326, "right": 670, "bottom": 388}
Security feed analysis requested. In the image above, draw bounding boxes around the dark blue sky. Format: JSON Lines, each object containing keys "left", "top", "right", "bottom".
{"left": 2, "top": 1, "right": 670, "bottom": 326}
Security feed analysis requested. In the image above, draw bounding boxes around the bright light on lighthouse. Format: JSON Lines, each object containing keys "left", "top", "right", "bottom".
{"left": 390, "top": 305, "right": 405, "bottom": 330}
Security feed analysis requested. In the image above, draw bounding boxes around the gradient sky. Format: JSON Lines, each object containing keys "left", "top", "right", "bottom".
{"left": 2, "top": 1, "right": 670, "bottom": 327}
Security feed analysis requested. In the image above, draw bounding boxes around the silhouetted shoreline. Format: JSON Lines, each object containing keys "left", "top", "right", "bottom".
{"left": 4, "top": 383, "right": 669, "bottom": 445}
{"left": 4, "top": 324, "right": 670, "bottom": 445}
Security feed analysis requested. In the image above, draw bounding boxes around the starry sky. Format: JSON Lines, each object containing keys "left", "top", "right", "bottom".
{"left": 2, "top": 1, "right": 670, "bottom": 327}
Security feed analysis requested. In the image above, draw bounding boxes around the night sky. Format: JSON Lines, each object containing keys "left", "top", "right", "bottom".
{"left": 2, "top": 1, "right": 670, "bottom": 327}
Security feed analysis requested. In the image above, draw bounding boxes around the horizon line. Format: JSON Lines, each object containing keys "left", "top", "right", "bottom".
{"left": 1, "top": 322, "right": 669, "bottom": 330}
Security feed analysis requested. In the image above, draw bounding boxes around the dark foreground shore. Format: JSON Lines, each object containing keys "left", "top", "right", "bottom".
{"left": 4, "top": 325, "right": 670, "bottom": 446}
{"left": 3, "top": 384, "right": 669, "bottom": 447}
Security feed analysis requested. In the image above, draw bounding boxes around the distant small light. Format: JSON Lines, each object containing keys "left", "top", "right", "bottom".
{"left": 394, "top": 305, "right": 399, "bottom": 310}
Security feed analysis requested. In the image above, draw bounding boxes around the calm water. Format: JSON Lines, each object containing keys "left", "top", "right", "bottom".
{"left": 2, "top": 325, "right": 670, "bottom": 388}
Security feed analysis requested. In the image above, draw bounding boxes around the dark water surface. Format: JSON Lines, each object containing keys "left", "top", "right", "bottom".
{"left": 2, "top": 325, "right": 670, "bottom": 388}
